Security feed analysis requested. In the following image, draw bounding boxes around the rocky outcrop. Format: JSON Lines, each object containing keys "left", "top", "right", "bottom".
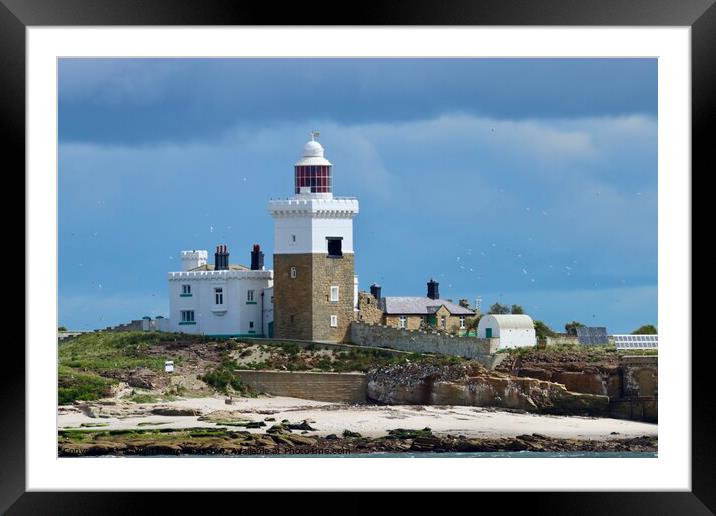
{"left": 127, "top": 368, "right": 163, "bottom": 390}
{"left": 512, "top": 367, "right": 622, "bottom": 397}
{"left": 151, "top": 406, "right": 201, "bottom": 417}
{"left": 102, "top": 367, "right": 168, "bottom": 391}
{"left": 503, "top": 355, "right": 658, "bottom": 422}
{"left": 367, "top": 362, "right": 609, "bottom": 416}
{"left": 58, "top": 427, "right": 657, "bottom": 456}
{"left": 76, "top": 402, "right": 148, "bottom": 419}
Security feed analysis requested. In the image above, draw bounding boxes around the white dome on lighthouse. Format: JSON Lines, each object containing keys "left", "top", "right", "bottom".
{"left": 303, "top": 139, "right": 324, "bottom": 158}
{"left": 295, "top": 131, "right": 332, "bottom": 167}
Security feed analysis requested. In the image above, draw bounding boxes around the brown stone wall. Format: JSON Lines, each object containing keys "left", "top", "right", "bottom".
{"left": 447, "top": 315, "right": 468, "bottom": 333}
{"left": 311, "top": 253, "right": 356, "bottom": 342}
{"left": 356, "top": 291, "right": 384, "bottom": 324}
{"left": 273, "top": 253, "right": 357, "bottom": 342}
{"left": 384, "top": 312, "right": 467, "bottom": 334}
{"left": 235, "top": 370, "right": 367, "bottom": 403}
{"left": 350, "top": 321, "right": 501, "bottom": 361}
{"left": 384, "top": 314, "right": 424, "bottom": 330}
{"left": 273, "top": 254, "right": 313, "bottom": 341}
{"left": 609, "top": 398, "right": 657, "bottom": 423}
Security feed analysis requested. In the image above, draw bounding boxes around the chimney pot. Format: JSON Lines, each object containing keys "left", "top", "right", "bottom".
{"left": 214, "top": 244, "right": 229, "bottom": 271}
{"left": 250, "top": 243, "right": 264, "bottom": 271}
{"left": 427, "top": 279, "right": 440, "bottom": 300}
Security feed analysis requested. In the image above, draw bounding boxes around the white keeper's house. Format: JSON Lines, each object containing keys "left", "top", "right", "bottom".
{"left": 165, "top": 244, "right": 274, "bottom": 338}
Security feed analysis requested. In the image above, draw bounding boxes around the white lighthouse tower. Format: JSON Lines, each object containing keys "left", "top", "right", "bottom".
{"left": 268, "top": 132, "right": 359, "bottom": 342}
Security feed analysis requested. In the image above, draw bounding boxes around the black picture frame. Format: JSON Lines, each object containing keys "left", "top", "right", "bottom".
{"left": 5, "top": 0, "right": 709, "bottom": 513}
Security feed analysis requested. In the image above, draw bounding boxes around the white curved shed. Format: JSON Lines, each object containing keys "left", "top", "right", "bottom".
{"left": 477, "top": 314, "right": 536, "bottom": 349}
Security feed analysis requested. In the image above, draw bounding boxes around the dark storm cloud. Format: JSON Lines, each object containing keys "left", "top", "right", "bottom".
{"left": 59, "top": 58, "right": 657, "bottom": 145}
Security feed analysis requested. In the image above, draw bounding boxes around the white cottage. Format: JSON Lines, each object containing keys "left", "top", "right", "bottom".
{"left": 477, "top": 314, "right": 536, "bottom": 349}
{"left": 166, "top": 244, "right": 274, "bottom": 337}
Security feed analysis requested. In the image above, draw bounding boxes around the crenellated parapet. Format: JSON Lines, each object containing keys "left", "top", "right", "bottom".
{"left": 168, "top": 270, "right": 273, "bottom": 281}
{"left": 268, "top": 196, "right": 359, "bottom": 218}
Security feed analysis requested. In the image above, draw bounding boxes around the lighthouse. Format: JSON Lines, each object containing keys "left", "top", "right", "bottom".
{"left": 268, "top": 132, "right": 359, "bottom": 342}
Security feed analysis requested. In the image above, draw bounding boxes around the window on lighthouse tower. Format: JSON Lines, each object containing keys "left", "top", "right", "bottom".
{"left": 327, "top": 237, "right": 343, "bottom": 258}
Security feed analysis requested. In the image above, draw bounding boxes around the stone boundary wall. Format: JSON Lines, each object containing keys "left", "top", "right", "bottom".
{"left": 620, "top": 355, "right": 658, "bottom": 366}
{"left": 349, "top": 321, "right": 500, "bottom": 359}
{"left": 100, "top": 320, "right": 144, "bottom": 333}
{"left": 609, "top": 397, "right": 657, "bottom": 423}
{"left": 545, "top": 334, "right": 629, "bottom": 347}
{"left": 237, "top": 337, "right": 412, "bottom": 356}
{"left": 544, "top": 334, "right": 581, "bottom": 346}
{"left": 57, "top": 331, "right": 87, "bottom": 341}
{"left": 234, "top": 370, "right": 367, "bottom": 403}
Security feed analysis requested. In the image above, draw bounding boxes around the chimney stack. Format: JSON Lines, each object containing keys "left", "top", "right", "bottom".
{"left": 214, "top": 244, "right": 229, "bottom": 271}
{"left": 250, "top": 244, "right": 264, "bottom": 271}
{"left": 427, "top": 279, "right": 440, "bottom": 300}
{"left": 370, "top": 283, "right": 382, "bottom": 302}
{"left": 459, "top": 299, "right": 470, "bottom": 309}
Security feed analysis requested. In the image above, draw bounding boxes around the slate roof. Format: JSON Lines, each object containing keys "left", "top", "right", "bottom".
{"left": 383, "top": 296, "right": 475, "bottom": 316}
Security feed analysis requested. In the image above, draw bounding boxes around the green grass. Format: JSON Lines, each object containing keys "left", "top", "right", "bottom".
{"left": 386, "top": 427, "right": 433, "bottom": 439}
{"left": 239, "top": 346, "right": 464, "bottom": 373}
{"left": 58, "top": 365, "right": 117, "bottom": 405}
{"left": 240, "top": 361, "right": 271, "bottom": 370}
{"left": 618, "top": 348, "right": 659, "bottom": 356}
{"left": 58, "top": 332, "right": 195, "bottom": 405}
{"left": 58, "top": 331, "right": 171, "bottom": 373}
{"left": 314, "top": 357, "right": 334, "bottom": 371}
{"left": 329, "top": 349, "right": 462, "bottom": 372}
{"left": 201, "top": 360, "right": 256, "bottom": 396}
{"left": 277, "top": 342, "right": 301, "bottom": 355}
{"left": 126, "top": 393, "right": 161, "bottom": 404}
{"left": 506, "top": 342, "right": 656, "bottom": 361}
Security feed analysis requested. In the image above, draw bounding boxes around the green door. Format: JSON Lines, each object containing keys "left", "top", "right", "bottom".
{"left": 268, "top": 321, "right": 274, "bottom": 338}
{"left": 485, "top": 327, "right": 493, "bottom": 338}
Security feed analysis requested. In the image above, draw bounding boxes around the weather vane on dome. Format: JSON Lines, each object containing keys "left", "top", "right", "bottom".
{"left": 311, "top": 130, "right": 320, "bottom": 141}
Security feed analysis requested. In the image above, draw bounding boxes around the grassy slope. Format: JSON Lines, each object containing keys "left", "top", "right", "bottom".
{"left": 58, "top": 332, "right": 654, "bottom": 405}
{"left": 203, "top": 342, "right": 467, "bottom": 394}
{"left": 58, "top": 332, "right": 180, "bottom": 405}
{"left": 58, "top": 332, "right": 470, "bottom": 404}
{"left": 234, "top": 342, "right": 435, "bottom": 372}
{"left": 497, "top": 343, "right": 657, "bottom": 372}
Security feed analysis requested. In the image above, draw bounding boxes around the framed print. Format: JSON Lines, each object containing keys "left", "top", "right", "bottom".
{"left": 5, "top": 0, "right": 711, "bottom": 512}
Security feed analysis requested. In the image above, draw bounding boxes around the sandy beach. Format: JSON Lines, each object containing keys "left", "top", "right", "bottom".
{"left": 59, "top": 395, "right": 657, "bottom": 440}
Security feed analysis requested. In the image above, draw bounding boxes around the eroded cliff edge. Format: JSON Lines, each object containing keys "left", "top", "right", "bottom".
{"left": 367, "top": 362, "right": 609, "bottom": 416}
